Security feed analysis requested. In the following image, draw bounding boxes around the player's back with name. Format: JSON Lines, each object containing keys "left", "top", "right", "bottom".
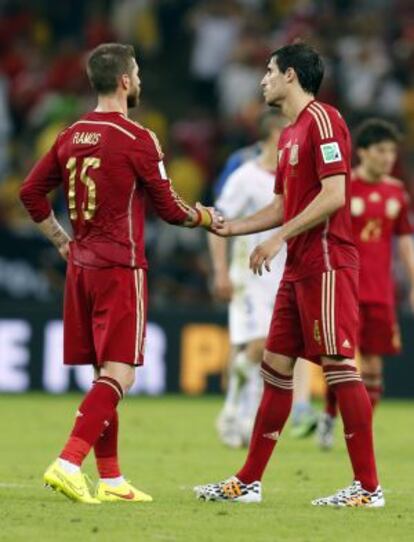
{"left": 23, "top": 111, "right": 189, "bottom": 270}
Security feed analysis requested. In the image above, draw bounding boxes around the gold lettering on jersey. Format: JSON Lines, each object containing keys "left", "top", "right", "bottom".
{"left": 386, "top": 198, "right": 401, "bottom": 219}
{"left": 80, "top": 157, "right": 100, "bottom": 220}
{"left": 73, "top": 131, "right": 102, "bottom": 145}
{"left": 289, "top": 144, "right": 299, "bottom": 166}
{"left": 65, "top": 156, "right": 101, "bottom": 221}
{"left": 360, "top": 218, "right": 382, "bottom": 242}
{"left": 66, "top": 156, "right": 78, "bottom": 220}
{"left": 351, "top": 197, "right": 365, "bottom": 217}
{"left": 313, "top": 320, "right": 321, "bottom": 344}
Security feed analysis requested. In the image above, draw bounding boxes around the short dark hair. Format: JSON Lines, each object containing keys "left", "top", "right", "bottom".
{"left": 86, "top": 43, "right": 136, "bottom": 95}
{"left": 271, "top": 43, "right": 324, "bottom": 96}
{"left": 355, "top": 118, "right": 402, "bottom": 149}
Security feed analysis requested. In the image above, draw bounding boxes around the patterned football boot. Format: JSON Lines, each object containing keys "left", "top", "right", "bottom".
{"left": 312, "top": 480, "right": 385, "bottom": 507}
{"left": 194, "top": 476, "right": 261, "bottom": 503}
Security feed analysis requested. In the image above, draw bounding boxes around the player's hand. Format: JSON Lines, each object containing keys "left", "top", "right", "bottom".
{"left": 213, "top": 271, "right": 233, "bottom": 302}
{"left": 57, "top": 241, "right": 70, "bottom": 261}
{"left": 195, "top": 202, "right": 225, "bottom": 232}
{"left": 250, "top": 234, "right": 284, "bottom": 276}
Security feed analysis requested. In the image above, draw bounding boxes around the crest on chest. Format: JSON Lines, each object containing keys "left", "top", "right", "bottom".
{"left": 385, "top": 197, "right": 401, "bottom": 219}
{"left": 289, "top": 144, "right": 299, "bottom": 166}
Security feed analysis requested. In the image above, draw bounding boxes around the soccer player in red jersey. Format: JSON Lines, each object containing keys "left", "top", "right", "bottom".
{"left": 194, "top": 43, "right": 384, "bottom": 507}
{"left": 20, "top": 43, "right": 221, "bottom": 504}
{"left": 317, "top": 119, "right": 414, "bottom": 450}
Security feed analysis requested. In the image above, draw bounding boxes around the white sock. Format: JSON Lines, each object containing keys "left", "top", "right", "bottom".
{"left": 58, "top": 458, "right": 80, "bottom": 474}
{"left": 222, "top": 360, "right": 243, "bottom": 416}
{"left": 101, "top": 476, "right": 125, "bottom": 487}
{"left": 234, "top": 351, "right": 257, "bottom": 380}
{"left": 239, "top": 364, "right": 263, "bottom": 421}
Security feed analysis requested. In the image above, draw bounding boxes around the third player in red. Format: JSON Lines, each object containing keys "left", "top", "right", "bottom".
{"left": 318, "top": 119, "right": 414, "bottom": 449}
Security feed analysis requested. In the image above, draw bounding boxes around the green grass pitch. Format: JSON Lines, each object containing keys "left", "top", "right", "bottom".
{"left": 0, "top": 394, "right": 413, "bottom": 542}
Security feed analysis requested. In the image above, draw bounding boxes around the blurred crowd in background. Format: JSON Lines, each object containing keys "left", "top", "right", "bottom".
{"left": 1, "top": 0, "right": 414, "bottom": 308}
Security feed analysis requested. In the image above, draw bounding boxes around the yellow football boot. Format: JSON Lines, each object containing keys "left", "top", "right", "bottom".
{"left": 95, "top": 480, "right": 153, "bottom": 503}
{"left": 43, "top": 460, "right": 100, "bottom": 504}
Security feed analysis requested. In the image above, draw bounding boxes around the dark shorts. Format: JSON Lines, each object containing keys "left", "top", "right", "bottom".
{"left": 64, "top": 261, "right": 147, "bottom": 367}
{"left": 359, "top": 303, "right": 401, "bottom": 356}
{"left": 266, "top": 268, "right": 358, "bottom": 364}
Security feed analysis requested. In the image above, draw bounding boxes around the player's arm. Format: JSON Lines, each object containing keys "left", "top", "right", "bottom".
{"left": 211, "top": 194, "right": 283, "bottom": 237}
{"left": 208, "top": 234, "right": 232, "bottom": 301}
{"left": 132, "top": 132, "right": 221, "bottom": 229}
{"left": 20, "top": 143, "right": 71, "bottom": 260}
{"left": 250, "top": 176, "right": 345, "bottom": 274}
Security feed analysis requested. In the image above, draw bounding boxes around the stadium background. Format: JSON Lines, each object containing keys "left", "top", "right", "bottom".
{"left": 1, "top": 0, "right": 414, "bottom": 397}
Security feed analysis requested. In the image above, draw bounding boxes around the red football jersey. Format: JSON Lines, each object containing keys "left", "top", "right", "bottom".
{"left": 275, "top": 100, "right": 358, "bottom": 281}
{"left": 351, "top": 173, "right": 413, "bottom": 305}
{"left": 20, "top": 111, "right": 190, "bottom": 269}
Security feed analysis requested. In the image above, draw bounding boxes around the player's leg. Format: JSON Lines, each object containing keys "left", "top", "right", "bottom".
{"left": 316, "top": 385, "right": 337, "bottom": 450}
{"left": 308, "top": 270, "right": 383, "bottom": 507}
{"left": 313, "top": 354, "right": 384, "bottom": 506}
{"left": 361, "top": 354, "right": 383, "bottom": 410}
{"left": 290, "top": 357, "right": 317, "bottom": 438}
{"left": 44, "top": 262, "right": 103, "bottom": 503}
{"left": 237, "top": 337, "right": 265, "bottom": 445}
{"left": 358, "top": 303, "right": 401, "bottom": 411}
{"left": 217, "top": 288, "right": 265, "bottom": 447}
{"left": 216, "top": 345, "right": 246, "bottom": 448}
{"left": 57, "top": 362, "right": 132, "bottom": 475}
{"left": 195, "top": 280, "right": 301, "bottom": 502}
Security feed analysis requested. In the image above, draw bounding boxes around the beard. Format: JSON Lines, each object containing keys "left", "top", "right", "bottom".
{"left": 127, "top": 88, "right": 139, "bottom": 108}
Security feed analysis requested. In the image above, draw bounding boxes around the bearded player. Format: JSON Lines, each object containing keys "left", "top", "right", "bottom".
{"left": 20, "top": 43, "right": 221, "bottom": 504}
{"left": 194, "top": 43, "right": 384, "bottom": 507}
{"left": 317, "top": 119, "right": 414, "bottom": 450}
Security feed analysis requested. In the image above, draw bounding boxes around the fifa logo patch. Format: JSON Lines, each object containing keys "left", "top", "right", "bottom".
{"left": 289, "top": 144, "right": 299, "bottom": 166}
{"left": 313, "top": 320, "right": 321, "bottom": 344}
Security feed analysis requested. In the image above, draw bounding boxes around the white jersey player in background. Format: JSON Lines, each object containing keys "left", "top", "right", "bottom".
{"left": 209, "top": 111, "right": 316, "bottom": 447}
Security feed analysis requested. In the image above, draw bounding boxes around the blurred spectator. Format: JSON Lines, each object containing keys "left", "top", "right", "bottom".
{"left": 0, "top": 0, "right": 413, "bottom": 309}
{"left": 188, "top": 0, "right": 242, "bottom": 108}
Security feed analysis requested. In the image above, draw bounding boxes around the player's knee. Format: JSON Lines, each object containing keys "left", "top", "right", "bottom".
{"left": 263, "top": 350, "right": 295, "bottom": 376}
{"left": 361, "top": 355, "right": 383, "bottom": 376}
{"left": 321, "top": 355, "right": 357, "bottom": 369}
{"left": 100, "top": 362, "right": 135, "bottom": 394}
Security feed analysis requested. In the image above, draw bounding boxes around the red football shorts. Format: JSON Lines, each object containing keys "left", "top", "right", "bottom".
{"left": 266, "top": 268, "right": 358, "bottom": 363}
{"left": 359, "top": 303, "right": 401, "bottom": 356}
{"left": 64, "top": 261, "right": 147, "bottom": 367}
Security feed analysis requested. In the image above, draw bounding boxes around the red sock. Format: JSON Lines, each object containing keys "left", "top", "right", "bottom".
{"left": 362, "top": 373, "right": 383, "bottom": 411}
{"left": 94, "top": 411, "right": 121, "bottom": 478}
{"left": 323, "top": 364, "right": 379, "bottom": 492}
{"left": 236, "top": 363, "right": 293, "bottom": 484}
{"left": 60, "top": 377, "right": 123, "bottom": 466}
{"left": 324, "top": 385, "right": 338, "bottom": 418}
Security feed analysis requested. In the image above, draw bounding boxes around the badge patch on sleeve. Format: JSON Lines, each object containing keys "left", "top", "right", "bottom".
{"left": 320, "top": 142, "right": 342, "bottom": 163}
{"left": 158, "top": 161, "right": 168, "bottom": 179}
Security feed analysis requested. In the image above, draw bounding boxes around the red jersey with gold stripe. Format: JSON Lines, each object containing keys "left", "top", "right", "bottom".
{"left": 20, "top": 111, "right": 190, "bottom": 269}
{"left": 351, "top": 173, "right": 413, "bottom": 305}
{"left": 275, "top": 100, "right": 358, "bottom": 281}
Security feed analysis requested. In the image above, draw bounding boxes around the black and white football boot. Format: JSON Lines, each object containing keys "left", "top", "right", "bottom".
{"left": 194, "top": 476, "right": 262, "bottom": 503}
{"left": 311, "top": 480, "right": 385, "bottom": 507}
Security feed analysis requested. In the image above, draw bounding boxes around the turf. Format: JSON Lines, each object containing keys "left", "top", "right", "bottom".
{"left": 0, "top": 394, "right": 413, "bottom": 542}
